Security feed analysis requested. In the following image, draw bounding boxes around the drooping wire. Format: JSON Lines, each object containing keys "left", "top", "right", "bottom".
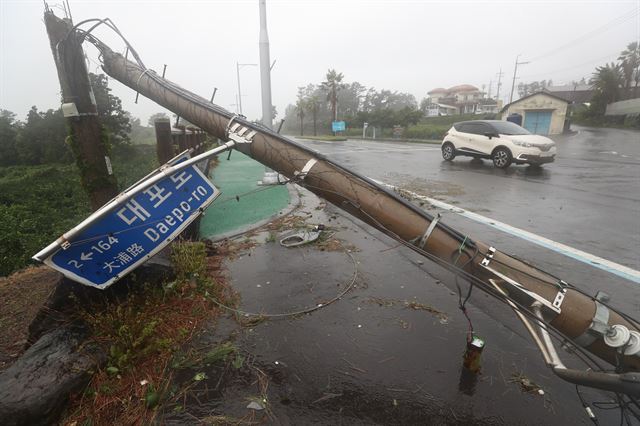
{"left": 576, "top": 385, "right": 600, "bottom": 425}
{"left": 296, "top": 180, "right": 607, "bottom": 372}
{"left": 452, "top": 236, "right": 478, "bottom": 341}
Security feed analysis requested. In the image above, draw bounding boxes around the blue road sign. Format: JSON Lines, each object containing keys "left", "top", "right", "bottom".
{"left": 43, "top": 155, "right": 219, "bottom": 289}
{"left": 332, "top": 121, "right": 346, "bottom": 132}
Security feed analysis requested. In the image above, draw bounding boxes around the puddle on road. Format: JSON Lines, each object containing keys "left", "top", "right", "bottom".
{"left": 385, "top": 173, "right": 466, "bottom": 199}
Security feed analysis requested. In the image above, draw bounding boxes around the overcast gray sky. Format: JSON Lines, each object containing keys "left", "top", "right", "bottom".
{"left": 1, "top": 0, "right": 638, "bottom": 124}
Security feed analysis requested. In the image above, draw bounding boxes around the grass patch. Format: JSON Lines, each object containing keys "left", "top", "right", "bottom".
{"left": 62, "top": 240, "right": 234, "bottom": 425}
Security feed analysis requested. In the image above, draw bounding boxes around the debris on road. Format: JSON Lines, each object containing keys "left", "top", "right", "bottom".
{"left": 246, "top": 401, "right": 264, "bottom": 411}
{"left": 279, "top": 224, "right": 325, "bottom": 247}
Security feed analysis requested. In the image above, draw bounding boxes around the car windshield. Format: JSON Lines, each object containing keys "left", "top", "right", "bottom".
{"left": 489, "top": 121, "right": 531, "bottom": 135}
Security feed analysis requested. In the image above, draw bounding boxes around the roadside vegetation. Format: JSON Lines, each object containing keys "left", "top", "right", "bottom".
{"left": 284, "top": 42, "right": 640, "bottom": 140}
{"left": 573, "top": 42, "right": 640, "bottom": 129}
{"left": 282, "top": 70, "right": 499, "bottom": 141}
{"left": 0, "top": 146, "right": 158, "bottom": 276}
{"left": 62, "top": 240, "right": 238, "bottom": 425}
{"left": 0, "top": 73, "right": 163, "bottom": 277}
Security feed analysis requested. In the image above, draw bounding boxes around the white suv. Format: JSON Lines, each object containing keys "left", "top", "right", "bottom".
{"left": 441, "top": 120, "right": 556, "bottom": 168}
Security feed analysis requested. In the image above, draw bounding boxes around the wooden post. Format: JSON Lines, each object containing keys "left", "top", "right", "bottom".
{"left": 186, "top": 129, "right": 195, "bottom": 150}
{"left": 177, "top": 126, "right": 188, "bottom": 152}
{"left": 154, "top": 118, "right": 173, "bottom": 164}
{"left": 44, "top": 12, "right": 118, "bottom": 211}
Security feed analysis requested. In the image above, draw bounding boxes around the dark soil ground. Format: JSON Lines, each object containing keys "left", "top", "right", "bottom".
{"left": 0, "top": 266, "right": 60, "bottom": 371}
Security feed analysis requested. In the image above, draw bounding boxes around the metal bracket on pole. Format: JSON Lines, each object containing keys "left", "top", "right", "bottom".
{"left": 480, "top": 246, "right": 496, "bottom": 266}
{"left": 552, "top": 287, "right": 567, "bottom": 311}
{"left": 226, "top": 117, "right": 256, "bottom": 144}
{"left": 482, "top": 264, "right": 560, "bottom": 315}
{"left": 417, "top": 213, "right": 441, "bottom": 250}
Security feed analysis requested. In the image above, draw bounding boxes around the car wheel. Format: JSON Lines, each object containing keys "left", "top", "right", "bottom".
{"left": 492, "top": 147, "right": 512, "bottom": 169}
{"left": 442, "top": 142, "right": 456, "bottom": 161}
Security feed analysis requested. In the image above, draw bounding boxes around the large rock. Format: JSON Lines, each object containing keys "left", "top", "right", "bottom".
{"left": 0, "top": 326, "right": 105, "bottom": 426}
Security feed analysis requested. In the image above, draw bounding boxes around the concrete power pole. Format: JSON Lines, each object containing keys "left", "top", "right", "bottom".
{"left": 259, "top": 0, "right": 273, "bottom": 130}
{"left": 259, "top": 0, "right": 279, "bottom": 184}
{"left": 44, "top": 11, "right": 118, "bottom": 211}
{"left": 509, "top": 55, "right": 530, "bottom": 104}
{"left": 495, "top": 68, "right": 504, "bottom": 102}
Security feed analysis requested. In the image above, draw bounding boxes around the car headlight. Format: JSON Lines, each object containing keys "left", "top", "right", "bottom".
{"left": 512, "top": 140, "right": 536, "bottom": 148}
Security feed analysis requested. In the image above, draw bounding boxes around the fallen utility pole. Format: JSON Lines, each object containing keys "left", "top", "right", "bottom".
{"left": 43, "top": 12, "right": 640, "bottom": 395}
{"left": 98, "top": 44, "right": 640, "bottom": 386}
{"left": 44, "top": 11, "right": 118, "bottom": 210}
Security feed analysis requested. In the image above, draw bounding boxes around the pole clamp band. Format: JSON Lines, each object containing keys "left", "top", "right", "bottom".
{"left": 418, "top": 214, "right": 441, "bottom": 250}
{"left": 294, "top": 159, "right": 318, "bottom": 180}
{"left": 573, "top": 291, "right": 611, "bottom": 347}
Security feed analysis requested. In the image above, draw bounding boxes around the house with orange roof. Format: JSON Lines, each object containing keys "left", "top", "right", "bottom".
{"left": 426, "top": 84, "right": 497, "bottom": 116}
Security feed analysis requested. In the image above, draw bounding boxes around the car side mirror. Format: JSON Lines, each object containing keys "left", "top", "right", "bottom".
{"left": 484, "top": 132, "right": 498, "bottom": 139}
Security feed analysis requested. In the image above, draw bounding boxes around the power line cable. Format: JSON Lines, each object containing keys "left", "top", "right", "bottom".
{"left": 520, "top": 52, "right": 620, "bottom": 80}
{"left": 529, "top": 8, "right": 638, "bottom": 62}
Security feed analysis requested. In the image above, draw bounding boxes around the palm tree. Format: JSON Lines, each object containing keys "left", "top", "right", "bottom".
{"left": 590, "top": 63, "right": 623, "bottom": 103}
{"left": 589, "top": 63, "right": 623, "bottom": 114}
{"left": 321, "top": 69, "right": 345, "bottom": 123}
{"left": 618, "top": 42, "right": 640, "bottom": 98}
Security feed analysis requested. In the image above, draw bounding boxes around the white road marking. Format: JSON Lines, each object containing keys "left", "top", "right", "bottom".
{"left": 335, "top": 147, "right": 439, "bottom": 154}
{"left": 371, "top": 179, "right": 640, "bottom": 284}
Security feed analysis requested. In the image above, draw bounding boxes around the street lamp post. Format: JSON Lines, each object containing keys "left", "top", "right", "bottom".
{"left": 258, "top": 0, "right": 280, "bottom": 185}
{"left": 236, "top": 62, "right": 257, "bottom": 116}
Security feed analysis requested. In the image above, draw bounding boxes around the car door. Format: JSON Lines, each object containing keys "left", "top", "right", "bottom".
{"left": 472, "top": 123, "right": 495, "bottom": 155}
{"left": 464, "top": 123, "right": 489, "bottom": 155}
{"left": 452, "top": 123, "right": 472, "bottom": 150}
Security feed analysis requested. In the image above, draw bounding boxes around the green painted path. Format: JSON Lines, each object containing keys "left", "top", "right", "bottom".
{"left": 199, "top": 152, "right": 290, "bottom": 239}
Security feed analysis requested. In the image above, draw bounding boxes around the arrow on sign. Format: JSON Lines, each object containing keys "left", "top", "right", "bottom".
{"left": 80, "top": 252, "right": 94, "bottom": 261}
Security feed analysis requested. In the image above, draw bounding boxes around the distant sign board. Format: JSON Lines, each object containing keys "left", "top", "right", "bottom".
{"left": 332, "top": 121, "right": 346, "bottom": 132}
{"left": 42, "top": 154, "right": 219, "bottom": 289}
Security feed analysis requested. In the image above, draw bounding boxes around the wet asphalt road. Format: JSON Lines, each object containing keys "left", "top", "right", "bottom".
{"left": 165, "top": 126, "right": 639, "bottom": 425}
{"left": 293, "top": 126, "right": 640, "bottom": 317}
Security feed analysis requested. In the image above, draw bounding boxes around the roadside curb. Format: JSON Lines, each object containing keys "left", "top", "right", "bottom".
{"left": 348, "top": 137, "right": 441, "bottom": 144}
{"left": 203, "top": 182, "right": 302, "bottom": 243}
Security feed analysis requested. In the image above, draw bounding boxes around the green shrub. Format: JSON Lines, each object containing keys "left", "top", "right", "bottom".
{"left": 0, "top": 145, "right": 158, "bottom": 276}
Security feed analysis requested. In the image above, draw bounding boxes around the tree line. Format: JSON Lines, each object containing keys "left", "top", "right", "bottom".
{"left": 283, "top": 69, "right": 423, "bottom": 136}
{"left": 583, "top": 42, "right": 639, "bottom": 119}
{"left": 0, "top": 73, "right": 132, "bottom": 167}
